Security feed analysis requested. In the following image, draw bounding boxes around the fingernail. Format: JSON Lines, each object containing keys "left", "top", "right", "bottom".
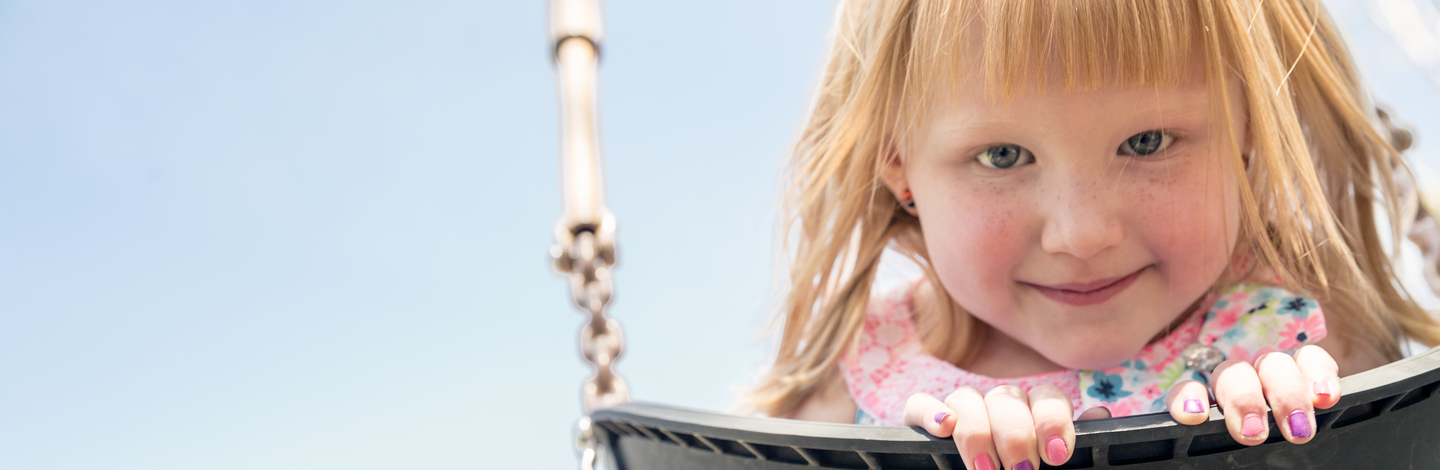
{"left": 1242, "top": 414, "right": 1265, "bottom": 438}
{"left": 1183, "top": 398, "right": 1204, "bottom": 414}
{"left": 1289, "top": 410, "right": 1312, "bottom": 438}
{"left": 1013, "top": 460, "right": 1034, "bottom": 470}
{"left": 1046, "top": 435, "right": 1068, "bottom": 463}
{"left": 934, "top": 411, "right": 949, "bottom": 424}
{"left": 1314, "top": 380, "right": 1330, "bottom": 397}
{"left": 975, "top": 453, "right": 995, "bottom": 470}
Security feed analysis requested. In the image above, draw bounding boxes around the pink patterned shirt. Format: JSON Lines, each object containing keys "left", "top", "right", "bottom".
{"left": 842, "top": 281, "right": 1327, "bottom": 426}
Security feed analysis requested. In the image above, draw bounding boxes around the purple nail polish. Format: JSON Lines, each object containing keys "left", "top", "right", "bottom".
{"left": 1013, "top": 461, "right": 1034, "bottom": 470}
{"left": 1183, "top": 398, "right": 1203, "bottom": 414}
{"left": 933, "top": 411, "right": 949, "bottom": 424}
{"left": 1289, "top": 410, "right": 1312, "bottom": 438}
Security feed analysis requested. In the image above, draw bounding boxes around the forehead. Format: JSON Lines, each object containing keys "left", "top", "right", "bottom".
{"left": 942, "top": 79, "right": 1211, "bottom": 117}
{"left": 912, "top": 81, "right": 1215, "bottom": 150}
{"left": 932, "top": 45, "right": 1209, "bottom": 106}
{"left": 902, "top": 48, "right": 1216, "bottom": 149}
{"left": 900, "top": 0, "right": 1208, "bottom": 117}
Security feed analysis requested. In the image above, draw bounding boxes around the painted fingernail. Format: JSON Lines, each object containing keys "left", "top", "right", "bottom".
{"left": 1289, "top": 410, "right": 1313, "bottom": 438}
{"left": 1183, "top": 398, "right": 1204, "bottom": 414}
{"left": 1242, "top": 413, "right": 1265, "bottom": 438}
{"left": 934, "top": 411, "right": 949, "bottom": 424}
{"left": 1313, "top": 380, "right": 1331, "bottom": 397}
{"left": 975, "top": 452, "right": 995, "bottom": 470}
{"left": 1013, "top": 460, "right": 1034, "bottom": 470}
{"left": 1046, "top": 435, "right": 1068, "bottom": 463}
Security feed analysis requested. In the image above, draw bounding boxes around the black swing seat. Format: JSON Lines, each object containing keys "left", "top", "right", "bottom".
{"left": 591, "top": 345, "right": 1440, "bottom": 469}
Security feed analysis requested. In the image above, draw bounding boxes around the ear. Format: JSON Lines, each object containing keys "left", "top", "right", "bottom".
{"left": 878, "top": 141, "right": 915, "bottom": 214}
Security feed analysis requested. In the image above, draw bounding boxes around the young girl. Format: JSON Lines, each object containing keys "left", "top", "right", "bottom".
{"left": 746, "top": 1, "right": 1440, "bottom": 469}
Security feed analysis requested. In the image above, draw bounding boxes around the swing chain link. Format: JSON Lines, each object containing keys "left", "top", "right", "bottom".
{"left": 554, "top": 227, "right": 628, "bottom": 470}
{"left": 574, "top": 416, "right": 600, "bottom": 470}
{"left": 553, "top": 227, "right": 630, "bottom": 414}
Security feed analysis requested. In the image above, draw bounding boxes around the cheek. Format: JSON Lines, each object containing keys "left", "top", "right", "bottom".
{"left": 1133, "top": 157, "right": 1241, "bottom": 279}
{"left": 917, "top": 182, "right": 1030, "bottom": 309}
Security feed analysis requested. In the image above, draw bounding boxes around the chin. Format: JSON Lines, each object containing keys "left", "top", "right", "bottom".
{"left": 1039, "top": 313, "right": 1171, "bottom": 370}
{"left": 1047, "top": 342, "right": 1146, "bottom": 370}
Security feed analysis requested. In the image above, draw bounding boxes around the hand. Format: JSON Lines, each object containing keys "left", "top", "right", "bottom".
{"left": 902, "top": 385, "right": 1106, "bottom": 470}
{"left": 1163, "top": 345, "right": 1341, "bottom": 444}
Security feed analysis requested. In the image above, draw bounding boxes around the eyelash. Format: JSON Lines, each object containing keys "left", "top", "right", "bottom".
{"left": 971, "top": 130, "right": 1180, "bottom": 170}
{"left": 1118, "top": 130, "right": 1179, "bottom": 157}
{"left": 975, "top": 144, "right": 1033, "bottom": 170}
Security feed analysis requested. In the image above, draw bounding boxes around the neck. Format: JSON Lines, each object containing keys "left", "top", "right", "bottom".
{"left": 1147, "top": 293, "right": 1212, "bottom": 345}
{"left": 962, "top": 322, "right": 1066, "bottom": 378}
{"left": 912, "top": 279, "right": 1066, "bottom": 377}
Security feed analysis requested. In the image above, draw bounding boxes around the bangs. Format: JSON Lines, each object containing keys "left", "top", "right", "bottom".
{"left": 905, "top": 0, "right": 1203, "bottom": 104}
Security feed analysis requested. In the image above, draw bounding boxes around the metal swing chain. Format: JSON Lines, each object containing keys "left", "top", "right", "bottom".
{"left": 548, "top": 0, "right": 629, "bottom": 468}
{"left": 553, "top": 227, "right": 630, "bottom": 414}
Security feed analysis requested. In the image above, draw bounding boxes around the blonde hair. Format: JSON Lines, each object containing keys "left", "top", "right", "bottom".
{"left": 746, "top": 0, "right": 1440, "bottom": 418}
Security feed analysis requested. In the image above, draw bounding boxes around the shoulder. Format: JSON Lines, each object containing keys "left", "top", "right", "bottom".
{"left": 1314, "top": 332, "right": 1389, "bottom": 377}
{"left": 851, "top": 279, "right": 925, "bottom": 351}
{"left": 1220, "top": 280, "right": 1387, "bottom": 376}
{"left": 786, "top": 370, "right": 858, "bottom": 423}
{"left": 788, "top": 280, "right": 920, "bottom": 424}
{"left": 869, "top": 278, "right": 923, "bottom": 320}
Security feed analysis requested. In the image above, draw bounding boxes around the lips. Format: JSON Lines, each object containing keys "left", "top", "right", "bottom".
{"left": 1025, "top": 267, "right": 1147, "bottom": 307}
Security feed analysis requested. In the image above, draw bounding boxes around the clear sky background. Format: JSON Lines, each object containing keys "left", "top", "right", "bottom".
{"left": 1, "top": 1, "right": 1437, "bottom": 469}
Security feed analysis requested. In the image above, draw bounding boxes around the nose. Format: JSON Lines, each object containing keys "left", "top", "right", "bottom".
{"left": 1039, "top": 172, "right": 1124, "bottom": 259}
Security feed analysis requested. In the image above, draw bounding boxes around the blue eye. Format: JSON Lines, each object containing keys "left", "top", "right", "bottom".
{"left": 976, "top": 144, "right": 1033, "bottom": 169}
{"left": 1118, "top": 131, "right": 1175, "bottom": 156}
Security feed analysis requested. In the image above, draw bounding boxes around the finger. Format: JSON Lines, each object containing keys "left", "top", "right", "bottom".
{"left": 1212, "top": 359, "right": 1269, "bottom": 445}
{"left": 903, "top": 393, "right": 956, "bottom": 437}
{"left": 1027, "top": 385, "right": 1075, "bottom": 467}
{"left": 1255, "top": 352, "right": 1315, "bottom": 444}
{"left": 945, "top": 387, "right": 998, "bottom": 470}
{"left": 984, "top": 385, "right": 1040, "bottom": 470}
{"left": 1294, "top": 345, "right": 1341, "bottom": 410}
{"left": 1164, "top": 380, "right": 1211, "bottom": 425}
{"left": 1076, "top": 406, "right": 1111, "bottom": 421}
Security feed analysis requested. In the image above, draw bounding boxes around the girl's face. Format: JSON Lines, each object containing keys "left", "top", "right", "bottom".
{"left": 885, "top": 71, "right": 1245, "bottom": 370}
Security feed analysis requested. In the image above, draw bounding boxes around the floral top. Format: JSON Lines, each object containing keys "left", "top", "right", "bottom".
{"left": 843, "top": 281, "right": 1327, "bottom": 426}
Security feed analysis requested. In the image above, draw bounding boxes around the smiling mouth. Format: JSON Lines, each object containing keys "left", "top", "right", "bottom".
{"left": 1023, "top": 267, "right": 1148, "bottom": 307}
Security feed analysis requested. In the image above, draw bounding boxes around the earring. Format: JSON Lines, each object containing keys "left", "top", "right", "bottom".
{"left": 902, "top": 189, "right": 916, "bottom": 209}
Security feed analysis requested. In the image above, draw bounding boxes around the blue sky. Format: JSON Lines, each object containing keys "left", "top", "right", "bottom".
{"left": 1, "top": 1, "right": 1436, "bottom": 469}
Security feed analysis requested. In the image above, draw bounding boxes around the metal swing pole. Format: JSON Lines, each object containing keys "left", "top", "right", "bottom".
{"left": 547, "top": 0, "right": 629, "bottom": 468}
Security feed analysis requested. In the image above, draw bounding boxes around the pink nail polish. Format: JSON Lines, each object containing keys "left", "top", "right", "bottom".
{"left": 1313, "top": 380, "right": 1331, "bottom": 397}
{"left": 975, "top": 452, "right": 995, "bottom": 470}
{"left": 1183, "top": 398, "right": 1203, "bottom": 414}
{"left": 1046, "top": 436, "right": 1068, "bottom": 463}
{"left": 1242, "top": 414, "right": 1265, "bottom": 438}
{"left": 934, "top": 411, "right": 949, "bottom": 424}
